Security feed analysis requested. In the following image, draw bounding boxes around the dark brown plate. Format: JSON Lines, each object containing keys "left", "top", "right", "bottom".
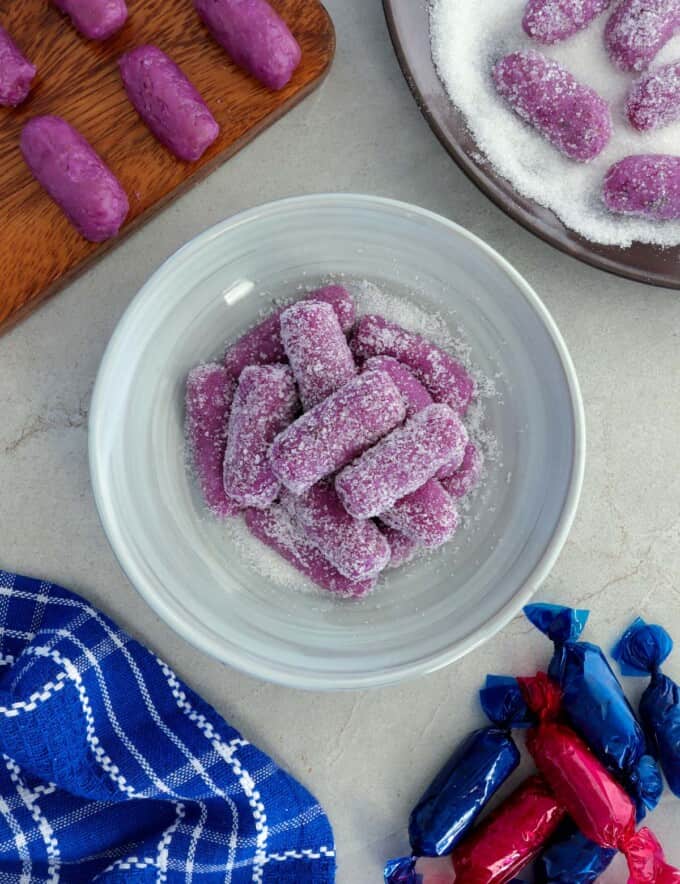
{"left": 383, "top": 0, "right": 680, "bottom": 289}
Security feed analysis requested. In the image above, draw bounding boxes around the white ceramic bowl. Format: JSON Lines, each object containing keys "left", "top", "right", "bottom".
{"left": 90, "top": 194, "right": 585, "bottom": 690}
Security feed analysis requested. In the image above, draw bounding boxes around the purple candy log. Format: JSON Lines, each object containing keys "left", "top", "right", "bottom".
{"left": 245, "top": 506, "right": 375, "bottom": 598}
{"left": 627, "top": 61, "right": 680, "bottom": 130}
{"left": 281, "top": 483, "right": 390, "bottom": 581}
{"left": 223, "top": 285, "right": 355, "bottom": 379}
{"left": 52, "top": 0, "right": 128, "bottom": 40}
{"left": 280, "top": 300, "right": 356, "bottom": 410}
{"left": 335, "top": 404, "right": 468, "bottom": 520}
{"left": 603, "top": 154, "right": 680, "bottom": 220}
{"left": 493, "top": 51, "right": 612, "bottom": 162}
{"left": 20, "top": 116, "right": 129, "bottom": 242}
{"left": 351, "top": 315, "right": 474, "bottom": 415}
{"left": 223, "top": 364, "right": 298, "bottom": 508}
{"left": 441, "top": 443, "right": 484, "bottom": 498}
{"left": 381, "top": 479, "right": 459, "bottom": 550}
{"left": 523, "top": 0, "right": 613, "bottom": 43}
{"left": 0, "top": 26, "right": 36, "bottom": 107}
{"left": 379, "top": 523, "right": 420, "bottom": 569}
{"left": 605, "top": 0, "right": 680, "bottom": 72}
{"left": 269, "top": 370, "right": 406, "bottom": 496}
{"left": 119, "top": 46, "right": 219, "bottom": 162}
{"left": 194, "top": 0, "right": 301, "bottom": 90}
{"left": 185, "top": 364, "right": 239, "bottom": 519}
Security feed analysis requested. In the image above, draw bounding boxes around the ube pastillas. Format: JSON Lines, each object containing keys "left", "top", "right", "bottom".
{"left": 614, "top": 618, "right": 680, "bottom": 797}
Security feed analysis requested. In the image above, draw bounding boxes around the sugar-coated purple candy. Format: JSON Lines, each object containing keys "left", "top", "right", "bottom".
{"left": 223, "top": 285, "right": 355, "bottom": 379}
{"left": 379, "top": 522, "right": 420, "bottom": 569}
{"left": 363, "top": 356, "right": 464, "bottom": 481}
{"left": 363, "top": 355, "right": 433, "bottom": 418}
{"left": 245, "top": 505, "right": 375, "bottom": 598}
{"left": 0, "top": 26, "right": 36, "bottom": 107}
{"left": 20, "top": 116, "right": 129, "bottom": 242}
{"left": 493, "top": 51, "right": 612, "bottom": 162}
{"left": 605, "top": 0, "right": 680, "bottom": 72}
{"left": 185, "top": 363, "right": 239, "bottom": 519}
{"left": 523, "top": 0, "right": 614, "bottom": 43}
{"left": 280, "top": 301, "right": 356, "bottom": 410}
{"left": 627, "top": 60, "right": 680, "bottom": 130}
{"left": 52, "top": 0, "right": 128, "bottom": 40}
{"left": 194, "top": 0, "right": 301, "bottom": 91}
{"left": 603, "top": 154, "right": 680, "bottom": 220}
{"left": 223, "top": 364, "right": 298, "bottom": 508}
{"left": 441, "top": 443, "right": 484, "bottom": 497}
{"left": 269, "top": 370, "right": 407, "bottom": 495}
{"left": 119, "top": 46, "right": 219, "bottom": 162}
{"left": 281, "top": 483, "right": 390, "bottom": 581}
{"left": 336, "top": 404, "right": 468, "bottom": 520}
{"left": 352, "top": 315, "right": 474, "bottom": 415}
{"left": 381, "top": 479, "right": 459, "bottom": 549}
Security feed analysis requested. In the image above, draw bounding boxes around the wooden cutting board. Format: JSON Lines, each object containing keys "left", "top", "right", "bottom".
{"left": 0, "top": 0, "right": 335, "bottom": 333}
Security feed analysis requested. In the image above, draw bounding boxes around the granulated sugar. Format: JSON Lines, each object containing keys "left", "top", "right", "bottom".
{"left": 430, "top": 0, "right": 680, "bottom": 246}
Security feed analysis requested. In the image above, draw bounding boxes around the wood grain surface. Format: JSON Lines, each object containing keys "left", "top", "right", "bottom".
{"left": 0, "top": 0, "right": 335, "bottom": 333}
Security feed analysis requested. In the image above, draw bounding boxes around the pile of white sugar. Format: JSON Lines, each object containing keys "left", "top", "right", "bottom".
{"left": 430, "top": 0, "right": 680, "bottom": 247}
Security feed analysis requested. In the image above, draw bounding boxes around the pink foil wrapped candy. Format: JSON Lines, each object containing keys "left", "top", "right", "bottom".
{"left": 605, "top": 0, "right": 680, "bottom": 72}
{"left": 223, "top": 364, "right": 298, "bottom": 508}
{"left": 280, "top": 300, "right": 356, "bottom": 410}
{"left": 52, "top": 0, "right": 128, "bottom": 40}
{"left": 119, "top": 46, "right": 219, "bottom": 162}
{"left": 224, "top": 285, "right": 355, "bottom": 379}
{"left": 20, "top": 116, "right": 129, "bottom": 242}
{"left": 627, "top": 60, "right": 680, "bottom": 130}
{"left": 493, "top": 51, "right": 612, "bottom": 162}
{"left": 0, "top": 26, "right": 36, "bottom": 107}
{"left": 380, "top": 479, "right": 459, "bottom": 549}
{"left": 193, "top": 0, "right": 301, "bottom": 90}
{"left": 245, "top": 506, "right": 374, "bottom": 598}
{"left": 441, "top": 442, "right": 484, "bottom": 497}
{"left": 335, "top": 404, "right": 468, "bottom": 520}
{"left": 603, "top": 154, "right": 680, "bottom": 220}
{"left": 281, "top": 483, "right": 390, "bottom": 581}
{"left": 269, "top": 370, "right": 406, "bottom": 495}
{"left": 352, "top": 315, "right": 474, "bottom": 415}
{"left": 523, "top": 0, "right": 614, "bottom": 43}
{"left": 185, "top": 363, "right": 239, "bottom": 519}
{"left": 379, "top": 524, "right": 420, "bottom": 569}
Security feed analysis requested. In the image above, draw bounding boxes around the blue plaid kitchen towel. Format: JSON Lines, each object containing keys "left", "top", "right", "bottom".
{"left": 0, "top": 571, "right": 335, "bottom": 883}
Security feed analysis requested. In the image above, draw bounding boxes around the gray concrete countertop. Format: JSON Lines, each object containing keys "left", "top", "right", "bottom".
{"left": 2, "top": 1, "right": 679, "bottom": 880}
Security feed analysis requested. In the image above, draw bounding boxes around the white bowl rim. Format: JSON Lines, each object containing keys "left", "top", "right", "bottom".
{"left": 89, "top": 193, "right": 586, "bottom": 691}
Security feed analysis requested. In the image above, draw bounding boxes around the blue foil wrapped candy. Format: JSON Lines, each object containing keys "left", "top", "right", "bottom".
{"left": 535, "top": 820, "right": 617, "bottom": 883}
{"left": 524, "top": 603, "right": 663, "bottom": 815}
{"left": 407, "top": 675, "right": 531, "bottom": 857}
{"left": 613, "top": 618, "right": 680, "bottom": 797}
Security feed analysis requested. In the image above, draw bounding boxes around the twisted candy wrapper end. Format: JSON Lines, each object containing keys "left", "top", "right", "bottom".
{"left": 384, "top": 856, "right": 454, "bottom": 883}
{"left": 613, "top": 618, "right": 674, "bottom": 677}
{"left": 479, "top": 675, "right": 534, "bottom": 729}
{"left": 524, "top": 603, "right": 589, "bottom": 644}
{"left": 625, "top": 828, "right": 680, "bottom": 884}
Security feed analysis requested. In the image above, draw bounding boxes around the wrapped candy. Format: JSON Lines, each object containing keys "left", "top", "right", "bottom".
{"left": 387, "top": 776, "right": 566, "bottom": 884}
{"left": 380, "top": 479, "right": 459, "bottom": 549}
{"left": 614, "top": 619, "right": 680, "bottom": 797}
{"left": 185, "top": 363, "right": 239, "bottom": 519}
{"left": 535, "top": 819, "right": 616, "bottom": 884}
{"left": 270, "top": 370, "right": 406, "bottom": 495}
{"left": 223, "top": 285, "right": 356, "bottom": 379}
{"left": 223, "top": 364, "right": 298, "bottom": 508}
{"left": 280, "top": 300, "right": 356, "bottom": 409}
{"left": 245, "top": 506, "right": 374, "bottom": 597}
{"left": 280, "top": 483, "right": 390, "bottom": 581}
{"left": 493, "top": 51, "right": 612, "bottom": 162}
{"left": 335, "top": 404, "right": 468, "bottom": 520}
{"left": 408, "top": 673, "right": 530, "bottom": 857}
{"left": 514, "top": 671, "right": 680, "bottom": 883}
{"left": 351, "top": 315, "right": 475, "bottom": 415}
{"left": 524, "top": 603, "right": 662, "bottom": 815}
